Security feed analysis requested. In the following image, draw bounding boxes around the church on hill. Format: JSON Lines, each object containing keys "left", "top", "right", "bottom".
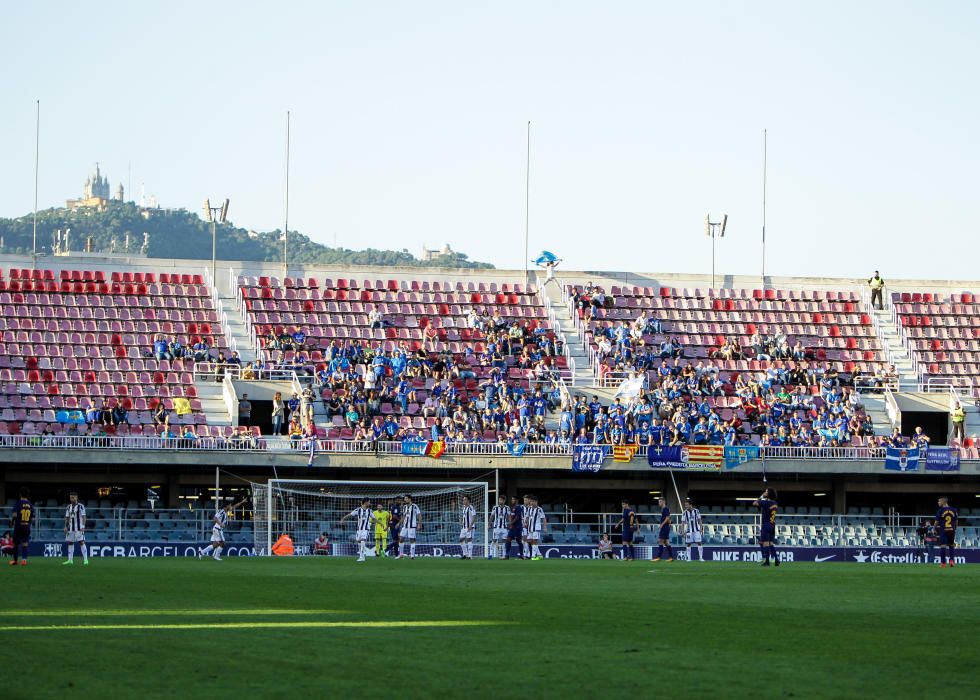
{"left": 67, "top": 164, "right": 124, "bottom": 211}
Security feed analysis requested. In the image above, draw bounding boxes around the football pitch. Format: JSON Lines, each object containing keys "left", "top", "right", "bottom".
{"left": 2, "top": 557, "right": 976, "bottom": 699}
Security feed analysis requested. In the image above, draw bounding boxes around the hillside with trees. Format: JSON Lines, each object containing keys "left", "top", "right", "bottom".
{"left": 0, "top": 202, "right": 494, "bottom": 269}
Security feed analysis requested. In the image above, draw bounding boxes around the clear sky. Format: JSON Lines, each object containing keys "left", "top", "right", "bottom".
{"left": 2, "top": 1, "right": 979, "bottom": 280}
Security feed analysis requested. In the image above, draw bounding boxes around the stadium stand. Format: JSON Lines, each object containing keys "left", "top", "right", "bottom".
{"left": 0, "top": 267, "right": 245, "bottom": 439}
{"left": 891, "top": 291, "right": 980, "bottom": 391}
{"left": 560, "top": 283, "right": 885, "bottom": 447}
{"left": 237, "top": 275, "right": 570, "bottom": 441}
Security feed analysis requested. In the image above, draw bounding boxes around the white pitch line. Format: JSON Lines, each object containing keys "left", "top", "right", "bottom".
{"left": 0, "top": 609, "right": 344, "bottom": 617}
{"left": 0, "top": 620, "right": 508, "bottom": 632}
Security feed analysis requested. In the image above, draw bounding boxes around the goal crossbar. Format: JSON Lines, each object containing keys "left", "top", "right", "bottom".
{"left": 253, "top": 479, "right": 490, "bottom": 558}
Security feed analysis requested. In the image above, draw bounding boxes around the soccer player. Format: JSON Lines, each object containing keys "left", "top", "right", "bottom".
{"left": 490, "top": 496, "right": 510, "bottom": 559}
{"left": 198, "top": 498, "right": 248, "bottom": 561}
{"left": 8, "top": 487, "right": 34, "bottom": 566}
{"left": 753, "top": 488, "right": 780, "bottom": 567}
{"left": 521, "top": 494, "right": 532, "bottom": 559}
{"left": 652, "top": 497, "right": 674, "bottom": 562}
{"left": 398, "top": 494, "right": 422, "bottom": 559}
{"left": 935, "top": 496, "right": 958, "bottom": 568}
{"left": 459, "top": 495, "right": 477, "bottom": 559}
{"left": 681, "top": 498, "right": 704, "bottom": 562}
{"left": 616, "top": 499, "right": 637, "bottom": 560}
{"left": 505, "top": 496, "right": 524, "bottom": 560}
{"left": 525, "top": 496, "right": 547, "bottom": 560}
{"left": 63, "top": 491, "right": 89, "bottom": 566}
{"left": 387, "top": 496, "right": 403, "bottom": 557}
{"left": 373, "top": 502, "right": 391, "bottom": 557}
{"left": 340, "top": 497, "right": 375, "bottom": 562}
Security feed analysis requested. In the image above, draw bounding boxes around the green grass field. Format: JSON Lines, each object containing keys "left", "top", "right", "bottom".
{"left": 2, "top": 557, "right": 976, "bottom": 699}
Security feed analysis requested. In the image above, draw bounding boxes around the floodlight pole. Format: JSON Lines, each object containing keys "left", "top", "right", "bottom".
{"left": 283, "top": 110, "right": 291, "bottom": 280}
{"left": 705, "top": 215, "right": 727, "bottom": 290}
{"left": 32, "top": 100, "right": 40, "bottom": 267}
{"left": 523, "top": 120, "right": 531, "bottom": 290}
{"left": 204, "top": 200, "right": 229, "bottom": 288}
{"left": 761, "top": 129, "right": 767, "bottom": 285}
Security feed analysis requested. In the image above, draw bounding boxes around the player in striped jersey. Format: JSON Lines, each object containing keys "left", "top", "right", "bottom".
{"left": 397, "top": 494, "right": 422, "bottom": 560}
{"left": 198, "top": 498, "right": 248, "bottom": 561}
{"left": 681, "top": 498, "right": 704, "bottom": 561}
{"left": 490, "top": 496, "right": 510, "bottom": 560}
{"left": 525, "top": 495, "right": 547, "bottom": 560}
{"left": 458, "top": 495, "right": 477, "bottom": 559}
{"left": 340, "top": 497, "right": 376, "bottom": 562}
{"left": 63, "top": 492, "right": 89, "bottom": 566}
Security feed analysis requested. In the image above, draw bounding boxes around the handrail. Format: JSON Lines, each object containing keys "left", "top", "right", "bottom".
{"left": 0, "top": 435, "right": 909, "bottom": 461}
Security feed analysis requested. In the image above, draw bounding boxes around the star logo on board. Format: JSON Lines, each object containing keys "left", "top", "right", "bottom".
{"left": 853, "top": 550, "right": 869, "bottom": 563}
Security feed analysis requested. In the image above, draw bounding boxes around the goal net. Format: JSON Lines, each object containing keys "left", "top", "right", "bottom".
{"left": 252, "top": 480, "right": 489, "bottom": 557}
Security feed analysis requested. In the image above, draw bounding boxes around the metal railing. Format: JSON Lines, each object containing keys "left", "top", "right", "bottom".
{"left": 0, "top": 434, "right": 901, "bottom": 461}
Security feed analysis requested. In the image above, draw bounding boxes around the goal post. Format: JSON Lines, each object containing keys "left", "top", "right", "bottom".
{"left": 253, "top": 480, "right": 489, "bottom": 558}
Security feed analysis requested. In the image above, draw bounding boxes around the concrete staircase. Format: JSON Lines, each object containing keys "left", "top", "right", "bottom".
{"left": 194, "top": 381, "right": 232, "bottom": 427}
{"left": 192, "top": 295, "right": 258, "bottom": 427}
{"left": 540, "top": 278, "right": 593, "bottom": 389}
{"left": 871, "top": 307, "right": 918, "bottom": 390}
{"left": 540, "top": 278, "right": 622, "bottom": 404}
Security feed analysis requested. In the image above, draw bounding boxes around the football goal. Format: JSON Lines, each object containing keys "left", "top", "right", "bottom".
{"left": 252, "top": 479, "right": 489, "bottom": 557}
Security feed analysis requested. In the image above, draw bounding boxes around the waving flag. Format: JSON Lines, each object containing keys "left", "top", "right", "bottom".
{"left": 507, "top": 441, "right": 529, "bottom": 457}
{"left": 401, "top": 438, "right": 447, "bottom": 458}
{"left": 884, "top": 446, "right": 920, "bottom": 472}
{"left": 612, "top": 444, "right": 636, "bottom": 462}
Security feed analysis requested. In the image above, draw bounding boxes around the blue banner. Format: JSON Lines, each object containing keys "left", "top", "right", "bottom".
{"left": 647, "top": 445, "right": 686, "bottom": 469}
{"left": 507, "top": 441, "right": 528, "bottom": 457}
{"left": 401, "top": 439, "right": 428, "bottom": 456}
{"left": 572, "top": 444, "right": 606, "bottom": 473}
{"left": 923, "top": 446, "right": 961, "bottom": 472}
{"left": 884, "top": 446, "right": 920, "bottom": 472}
{"left": 724, "top": 445, "right": 761, "bottom": 469}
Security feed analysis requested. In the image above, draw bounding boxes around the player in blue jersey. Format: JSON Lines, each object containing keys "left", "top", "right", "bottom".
{"left": 616, "top": 499, "right": 637, "bottom": 560}
{"left": 935, "top": 496, "right": 958, "bottom": 568}
{"left": 9, "top": 487, "right": 34, "bottom": 566}
{"left": 505, "top": 496, "right": 524, "bottom": 559}
{"left": 753, "top": 488, "right": 780, "bottom": 567}
{"left": 387, "top": 496, "right": 403, "bottom": 557}
{"left": 651, "top": 497, "right": 674, "bottom": 562}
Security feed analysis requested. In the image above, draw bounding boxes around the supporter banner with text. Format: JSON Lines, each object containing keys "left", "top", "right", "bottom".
{"left": 648, "top": 445, "right": 723, "bottom": 470}
{"left": 922, "top": 446, "right": 960, "bottom": 472}
{"left": 724, "top": 445, "right": 761, "bottom": 469}
{"left": 572, "top": 444, "right": 607, "bottom": 473}
{"left": 27, "top": 541, "right": 980, "bottom": 563}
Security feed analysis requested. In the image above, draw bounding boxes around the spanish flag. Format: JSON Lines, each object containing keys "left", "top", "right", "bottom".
{"left": 613, "top": 444, "right": 636, "bottom": 462}
{"left": 425, "top": 440, "right": 447, "bottom": 459}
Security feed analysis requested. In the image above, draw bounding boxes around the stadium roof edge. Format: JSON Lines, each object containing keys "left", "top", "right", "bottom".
{"left": 2, "top": 252, "right": 980, "bottom": 291}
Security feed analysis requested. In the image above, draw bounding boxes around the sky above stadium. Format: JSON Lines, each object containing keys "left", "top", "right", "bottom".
{"left": 2, "top": 1, "right": 979, "bottom": 280}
